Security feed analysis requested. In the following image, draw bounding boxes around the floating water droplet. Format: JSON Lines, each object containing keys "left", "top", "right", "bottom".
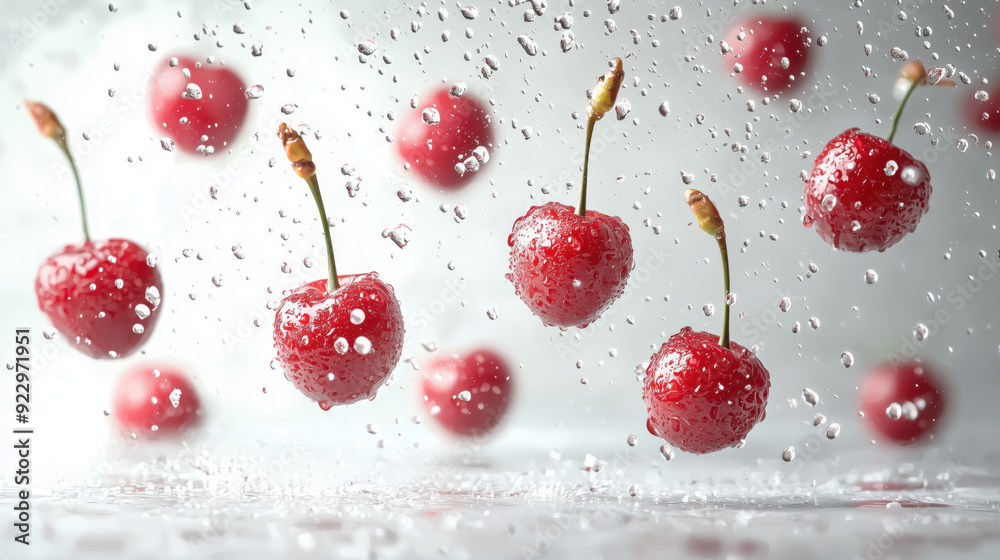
{"left": 900, "top": 166, "right": 922, "bottom": 185}
{"left": 460, "top": 6, "right": 479, "bottom": 19}
{"left": 886, "top": 402, "right": 903, "bottom": 420}
{"left": 826, "top": 423, "right": 841, "bottom": 439}
{"left": 703, "top": 304, "right": 715, "bottom": 317}
{"left": 358, "top": 39, "right": 378, "bottom": 55}
{"left": 864, "top": 269, "right": 878, "bottom": 285}
{"left": 782, "top": 446, "right": 796, "bottom": 462}
{"left": 626, "top": 434, "right": 638, "bottom": 446}
{"left": 421, "top": 107, "right": 440, "bottom": 125}
{"left": 841, "top": 352, "right": 855, "bottom": 368}
{"left": 658, "top": 101, "right": 670, "bottom": 116}
{"left": 821, "top": 194, "right": 837, "bottom": 212}
{"left": 486, "top": 307, "right": 499, "bottom": 320}
{"left": 457, "top": 390, "right": 472, "bottom": 402}
{"left": 803, "top": 388, "right": 819, "bottom": 407}
{"left": 135, "top": 304, "right": 151, "bottom": 320}
{"left": 914, "top": 323, "right": 929, "bottom": 341}
{"left": 813, "top": 413, "right": 826, "bottom": 426}
{"left": 244, "top": 84, "right": 264, "bottom": 100}
{"left": 659, "top": 445, "right": 674, "bottom": 460}
{"left": 382, "top": 224, "right": 412, "bottom": 248}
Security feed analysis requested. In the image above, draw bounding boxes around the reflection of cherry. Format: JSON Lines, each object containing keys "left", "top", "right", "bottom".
{"left": 25, "top": 101, "right": 163, "bottom": 359}
{"left": 804, "top": 62, "right": 938, "bottom": 252}
{"left": 272, "top": 125, "right": 404, "bottom": 409}
{"left": 112, "top": 364, "right": 201, "bottom": 439}
{"left": 643, "top": 190, "right": 770, "bottom": 454}
{"left": 860, "top": 361, "right": 946, "bottom": 445}
{"left": 507, "top": 58, "right": 634, "bottom": 329}
{"left": 421, "top": 349, "right": 513, "bottom": 438}
{"left": 722, "top": 15, "right": 811, "bottom": 92}
{"left": 395, "top": 87, "right": 493, "bottom": 190}
{"left": 149, "top": 55, "right": 249, "bottom": 155}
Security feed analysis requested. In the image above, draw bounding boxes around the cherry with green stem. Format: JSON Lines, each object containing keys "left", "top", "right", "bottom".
{"left": 507, "top": 58, "right": 634, "bottom": 329}
{"left": 642, "top": 189, "right": 770, "bottom": 455}
{"left": 272, "top": 123, "right": 405, "bottom": 409}
{"left": 804, "top": 61, "right": 953, "bottom": 252}
{"left": 25, "top": 100, "right": 164, "bottom": 359}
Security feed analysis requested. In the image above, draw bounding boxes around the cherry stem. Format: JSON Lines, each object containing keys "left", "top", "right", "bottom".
{"left": 886, "top": 77, "right": 920, "bottom": 144}
{"left": 715, "top": 231, "right": 731, "bottom": 349}
{"left": 305, "top": 174, "right": 339, "bottom": 292}
{"left": 56, "top": 138, "right": 92, "bottom": 243}
{"left": 576, "top": 115, "right": 597, "bottom": 217}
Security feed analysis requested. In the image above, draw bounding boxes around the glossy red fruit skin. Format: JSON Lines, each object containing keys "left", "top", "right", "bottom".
{"left": 421, "top": 349, "right": 513, "bottom": 438}
{"left": 35, "top": 238, "right": 163, "bottom": 359}
{"left": 804, "top": 128, "right": 932, "bottom": 252}
{"left": 723, "top": 16, "right": 811, "bottom": 92}
{"left": 964, "top": 82, "right": 1000, "bottom": 134}
{"left": 643, "top": 328, "right": 770, "bottom": 454}
{"left": 112, "top": 364, "right": 201, "bottom": 439}
{"left": 860, "top": 361, "right": 946, "bottom": 445}
{"left": 273, "top": 273, "right": 405, "bottom": 408}
{"left": 395, "top": 87, "right": 493, "bottom": 190}
{"left": 149, "top": 55, "right": 249, "bottom": 155}
{"left": 507, "top": 202, "right": 633, "bottom": 329}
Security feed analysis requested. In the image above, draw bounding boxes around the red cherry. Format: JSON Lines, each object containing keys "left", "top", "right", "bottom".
{"left": 507, "top": 202, "right": 633, "bottom": 328}
{"left": 723, "top": 16, "right": 811, "bottom": 92}
{"left": 395, "top": 87, "right": 494, "bottom": 190}
{"left": 860, "top": 361, "right": 946, "bottom": 445}
{"left": 420, "top": 349, "right": 513, "bottom": 438}
{"left": 149, "top": 56, "right": 249, "bottom": 155}
{"left": 643, "top": 328, "right": 770, "bottom": 454}
{"left": 274, "top": 273, "right": 405, "bottom": 409}
{"left": 36, "top": 238, "right": 163, "bottom": 359}
{"left": 112, "top": 364, "right": 201, "bottom": 439}
{"left": 963, "top": 81, "right": 1000, "bottom": 134}
{"left": 804, "top": 128, "right": 931, "bottom": 252}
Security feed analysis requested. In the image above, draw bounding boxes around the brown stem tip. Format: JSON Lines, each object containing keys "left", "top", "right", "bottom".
{"left": 586, "top": 57, "right": 625, "bottom": 121}
{"left": 685, "top": 189, "right": 725, "bottom": 238}
{"left": 23, "top": 99, "right": 67, "bottom": 143}
{"left": 277, "top": 123, "right": 316, "bottom": 179}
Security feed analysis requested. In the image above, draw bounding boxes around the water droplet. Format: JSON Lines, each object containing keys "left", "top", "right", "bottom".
{"left": 900, "top": 166, "right": 922, "bottom": 185}
{"left": 334, "top": 337, "right": 349, "bottom": 354}
{"left": 809, "top": 317, "right": 821, "bottom": 329}
{"left": 803, "top": 388, "right": 819, "bottom": 407}
{"left": 132, "top": 324, "right": 144, "bottom": 334}
{"left": 913, "top": 122, "right": 929, "bottom": 135}
{"left": 251, "top": 42, "right": 263, "bottom": 56}
{"left": 782, "top": 446, "right": 796, "bottom": 462}
{"left": 421, "top": 108, "right": 440, "bottom": 125}
{"left": 914, "top": 323, "right": 929, "bottom": 341}
{"left": 864, "top": 270, "right": 878, "bottom": 285}
{"left": 145, "top": 286, "right": 161, "bottom": 308}
{"left": 354, "top": 336, "right": 372, "bottom": 355}
{"left": 517, "top": 35, "right": 538, "bottom": 56}
{"left": 457, "top": 390, "right": 472, "bottom": 401}
{"left": 460, "top": 6, "right": 479, "bottom": 19}
{"left": 658, "top": 101, "right": 670, "bottom": 116}
{"left": 886, "top": 402, "right": 903, "bottom": 420}
{"left": 813, "top": 413, "right": 826, "bottom": 426}
{"left": 659, "top": 445, "right": 674, "bottom": 460}
{"left": 382, "top": 224, "right": 412, "bottom": 248}
{"left": 358, "top": 39, "right": 378, "bottom": 55}
{"left": 486, "top": 307, "right": 499, "bottom": 320}
{"left": 350, "top": 309, "right": 365, "bottom": 325}
{"left": 820, "top": 194, "right": 837, "bottom": 212}
{"left": 884, "top": 160, "right": 898, "bottom": 176}
{"left": 826, "top": 423, "right": 841, "bottom": 439}
{"left": 702, "top": 304, "right": 715, "bottom": 317}
{"left": 975, "top": 90, "right": 989, "bottom": 102}
{"left": 789, "top": 99, "right": 802, "bottom": 112}
{"left": 841, "top": 352, "right": 855, "bottom": 368}
{"left": 135, "top": 304, "right": 151, "bottom": 320}
{"left": 244, "top": 84, "right": 264, "bottom": 100}
{"left": 212, "top": 274, "right": 223, "bottom": 287}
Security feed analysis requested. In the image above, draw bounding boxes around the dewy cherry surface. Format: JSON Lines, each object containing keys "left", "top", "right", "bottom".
{"left": 395, "top": 87, "right": 493, "bottom": 190}
{"left": 112, "top": 364, "right": 201, "bottom": 439}
{"left": 804, "top": 128, "right": 932, "bottom": 252}
{"left": 643, "top": 328, "right": 770, "bottom": 454}
{"left": 421, "top": 349, "right": 513, "bottom": 438}
{"left": 274, "top": 274, "right": 404, "bottom": 409}
{"left": 507, "top": 202, "right": 633, "bottom": 329}
{"left": 149, "top": 55, "right": 249, "bottom": 155}
{"left": 36, "top": 240, "right": 163, "bottom": 359}
{"left": 722, "top": 16, "right": 811, "bottom": 92}
{"left": 860, "top": 361, "right": 946, "bottom": 445}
